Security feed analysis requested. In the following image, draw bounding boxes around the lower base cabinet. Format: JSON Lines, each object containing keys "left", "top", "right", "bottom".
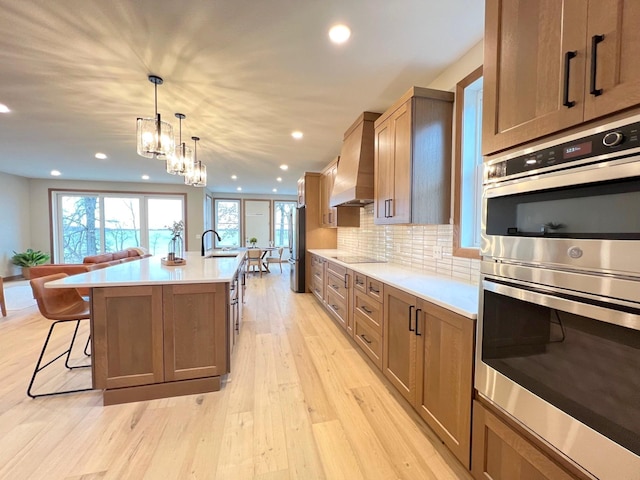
{"left": 92, "top": 282, "right": 228, "bottom": 404}
{"left": 383, "top": 285, "right": 474, "bottom": 468}
{"left": 471, "top": 400, "right": 585, "bottom": 480}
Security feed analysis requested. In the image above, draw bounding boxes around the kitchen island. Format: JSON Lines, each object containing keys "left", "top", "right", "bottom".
{"left": 46, "top": 252, "right": 245, "bottom": 405}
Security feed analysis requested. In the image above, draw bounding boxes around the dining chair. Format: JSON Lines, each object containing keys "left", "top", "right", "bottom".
{"left": 266, "top": 247, "right": 285, "bottom": 273}
{"left": 0, "top": 276, "right": 6, "bottom": 317}
{"left": 28, "top": 273, "right": 92, "bottom": 398}
{"left": 246, "top": 248, "right": 264, "bottom": 277}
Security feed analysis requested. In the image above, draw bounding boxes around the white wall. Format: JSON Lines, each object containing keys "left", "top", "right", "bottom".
{"left": 0, "top": 172, "right": 32, "bottom": 276}
{"left": 28, "top": 179, "right": 206, "bottom": 255}
{"left": 427, "top": 40, "right": 483, "bottom": 92}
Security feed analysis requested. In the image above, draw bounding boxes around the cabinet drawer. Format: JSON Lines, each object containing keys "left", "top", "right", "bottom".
{"left": 327, "top": 260, "right": 347, "bottom": 277}
{"left": 354, "top": 316, "right": 382, "bottom": 370}
{"left": 311, "top": 274, "right": 324, "bottom": 301}
{"left": 366, "top": 278, "right": 383, "bottom": 302}
{"left": 312, "top": 264, "right": 324, "bottom": 282}
{"left": 326, "top": 290, "right": 347, "bottom": 328}
{"left": 354, "top": 272, "right": 367, "bottom": 293}
{"left": 326, "top": 271, "right": 348, "bottom": 302}
{"left": 354, "top": 290, "right": 382, "bottom": 333}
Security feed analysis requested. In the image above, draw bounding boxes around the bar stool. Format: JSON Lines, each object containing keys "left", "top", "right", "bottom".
{"left": 28, "top": 273, "right": 92, "bottom": 398}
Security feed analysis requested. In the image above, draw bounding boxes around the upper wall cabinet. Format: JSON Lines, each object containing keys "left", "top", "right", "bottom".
{"left": 483, "top": 0, "right": 640, "bottom": 156}
{"left": 374, "top": 87, "right": 454, "bottom": 225}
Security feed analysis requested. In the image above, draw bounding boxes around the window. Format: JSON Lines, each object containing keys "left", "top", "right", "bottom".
{"left": 273, "top": 201, "right": 296, "bottom": 248}
{"left": 214, "top": 199, "right": 241, "bottom": 248}
{"left": 453, "top": 66, "right": 483, "bottom": 257}
{"left": 52, "top": 191, "right": 185, "bottom": 262}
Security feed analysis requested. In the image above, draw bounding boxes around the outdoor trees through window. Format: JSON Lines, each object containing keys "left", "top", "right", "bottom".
{"left": 53, "top": 192, "right": 185, "bottom": 263}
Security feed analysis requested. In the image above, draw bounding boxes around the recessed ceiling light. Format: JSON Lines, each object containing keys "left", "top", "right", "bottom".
{"left": 95, "top": 152, "right": 107, "bottom": 160}
{"left": 280, "top": 164, "right": 288, "bottom": 171}
{"left": 277, "top": 177, "right": 282, "bottom": 182}
{"left": 231, "top": 174, "right": 237, "bottom": 180}
{"left": 50, "top": 170, "right": 61, "bottom": 176}
{"left": 141, "top": 174, "right": 150, "bottom": 180}
{"left": 329, "top": 24, "right": 351, "bottom": 44}
{"left": 291, "top": 131, "right": 303, "bottom": 139}
{"left": 273, "top": 188, "right": 278, "bottom": 193}
{"left": 0, "top": 103, "right": 10, "bottom": 113}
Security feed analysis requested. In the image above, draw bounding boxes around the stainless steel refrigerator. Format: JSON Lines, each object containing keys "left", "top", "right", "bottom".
{"left": 288, "top": 206, "right": 306, "bottom": 292}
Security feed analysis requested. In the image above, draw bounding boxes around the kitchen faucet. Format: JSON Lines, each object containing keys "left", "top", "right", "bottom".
{"left": 201, "top": 229, "right": 222, "bottom": 256}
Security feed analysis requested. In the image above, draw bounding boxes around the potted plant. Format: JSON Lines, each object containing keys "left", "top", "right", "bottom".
{"left": 11, "top": 248, "right": 51, "bottom": 279}
{"left": 248, "top": 237, "right": 258, "bottom": 248}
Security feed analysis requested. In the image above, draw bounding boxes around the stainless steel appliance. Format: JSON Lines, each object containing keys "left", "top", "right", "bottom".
{"left": 477, "top": 115, "right": 640, "bottom": 480}
{"left": 289, "top": 206, "right": 306, "bottom": 292}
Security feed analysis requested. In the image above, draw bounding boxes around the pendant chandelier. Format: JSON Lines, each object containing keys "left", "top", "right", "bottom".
{"left": 185, "top": 136, "right": 207, "bottom": 187}
{"left": 136, "top": 75, "right": 175, "bottom": 159}
{"left": 166, "top": 113, "right": 194, "bottom": 175}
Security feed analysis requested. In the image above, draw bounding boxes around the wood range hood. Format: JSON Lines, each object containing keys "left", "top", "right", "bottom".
{"left": 330, "top": 111, "right": 381, "bottom": 207}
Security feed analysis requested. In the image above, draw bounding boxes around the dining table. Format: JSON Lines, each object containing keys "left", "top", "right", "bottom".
{"left": 249, "top": 246, "right": 277, "bottom": 272}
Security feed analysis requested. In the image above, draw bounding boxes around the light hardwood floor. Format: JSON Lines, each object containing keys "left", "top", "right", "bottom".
{"left": 0, "top": 269, "right": 472, "bottom": 480}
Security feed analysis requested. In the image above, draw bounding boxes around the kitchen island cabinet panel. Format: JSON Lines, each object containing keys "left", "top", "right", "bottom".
{"left": 163, "top": 283, "right": 228, "bottom": 382}
{"left": 92, "top": 285, "right": 164, "bottom": 390}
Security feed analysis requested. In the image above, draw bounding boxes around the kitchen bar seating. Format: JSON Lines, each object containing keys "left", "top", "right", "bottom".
{"left": 28, "top": 273, "right": 92, "bottom": 398}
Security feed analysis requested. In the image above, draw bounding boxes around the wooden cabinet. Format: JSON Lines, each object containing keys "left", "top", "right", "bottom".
{"left": 163, "top": 283, "right": 228, "bottom": 381}
{"left": 471, "top": 400, "right": 584, "bottom": 480}
{"left": 352, "top": 274, "right": 384, "bottom": 369}
{"left": 382, "top": 285, "right": 474, "bottom": 467}
{"left": 92, "top": 285, "right": 165, "bottom": 390}
{"left": 320, "top": 158, "right": 359, "bottom": 228}
{"left": 483, "top": 0, "right": 640, "bottom": 155}
{"left": 310, "top": 254, "right": 326, "bottom": 302}
{"left": 92, "top": 282, "right": 228, "bottom": 404}
{"left": 297, "top": 176, "right": 305, "bottom": 207}
{"left": 415, "top": 301, "right": 474, "bottom": 468}
{"left": 325, "top": 260, "right": 352, "bottom": 333}
{"left": 374, "top": 87, "right": 453, "bottom": 225}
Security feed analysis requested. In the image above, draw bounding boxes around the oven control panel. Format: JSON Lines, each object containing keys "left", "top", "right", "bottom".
{"left": 486, "top": 119, "right": 640, "bottom": 181}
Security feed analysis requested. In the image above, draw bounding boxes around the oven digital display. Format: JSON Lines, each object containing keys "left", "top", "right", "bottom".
{"left": 563, "top": 141, "right": 592, "bottom": 159}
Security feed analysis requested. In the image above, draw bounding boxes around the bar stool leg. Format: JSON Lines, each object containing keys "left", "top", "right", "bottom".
{"left": 0, "top": 276, "right": 6, "bottom": 317}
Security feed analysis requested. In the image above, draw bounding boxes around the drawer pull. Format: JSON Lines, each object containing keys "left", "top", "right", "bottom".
{"left": 369, "top": 287, "right": 380, "bottom": 294}
{"left": 355, "top": 279, "right": 364, "bottom": 286}
{"left": 361, "top": 306, "right": 372, "bottom": 315}
{"left": 361, "top": 334, "right": 372, "bottom": 344}
{"left": 331, "top": 284, "right": 340, "bottom": 290}
{"left": 331, "top": 304, "right": 340, "bottom": 311}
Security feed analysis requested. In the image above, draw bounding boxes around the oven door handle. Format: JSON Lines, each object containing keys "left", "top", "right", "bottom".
{"left": 483, "top": 278, "right": 640, "bottom": 332}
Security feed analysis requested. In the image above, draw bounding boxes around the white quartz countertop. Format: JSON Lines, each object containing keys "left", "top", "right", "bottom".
{"left": 45, "top": 251, "right": 245, "bottom": 288}
{"left": 308, "top": 249, "right": 479, "bottom": 319}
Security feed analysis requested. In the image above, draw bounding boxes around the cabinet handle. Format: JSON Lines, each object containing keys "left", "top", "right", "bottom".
{"left": 415, "top": 308, "right": 422, "bottom": 336}
{"left": 383, "top": 199, "right": 389, "bottom": 218}
{"left": 408, "top": 305, "right": 415, "bottom": 332}
{"left": 388, "top": 198, "right": 393, "bottom": 218}
{"left": 331, "top": 304, "right": 339, "bottom": 311}
{"left": 344, "top": 273, "right": 349, "bottom": 289}
{"left": 563, "top": 50, "right": 577, "bottom": 108}
{"left": 361, "top": 305, "right": 372, "bottom": 315}
{"left": 590, "top": 34, "right": 604, "bottom": 96}
{"left": 331, "top": 284, "right": 340, "bottom": 290}
{"left": 369, "top": 286, "right": 380, "bottom": 294}
{"left": 360, "top": 334, "right": 372, "bottom": 344}
{"left": 356, "top": 279, "right": 364, "bottom": 286}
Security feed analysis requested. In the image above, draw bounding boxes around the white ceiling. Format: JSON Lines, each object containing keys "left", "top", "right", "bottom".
{"left": 0, "top": 0, "right": 484, "bottom": 195}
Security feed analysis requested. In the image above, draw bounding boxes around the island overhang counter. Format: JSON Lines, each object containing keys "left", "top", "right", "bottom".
{"left": 45, "top": 252, "right": 245, "bottom": 405}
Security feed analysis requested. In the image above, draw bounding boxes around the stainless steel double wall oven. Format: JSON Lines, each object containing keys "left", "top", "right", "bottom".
{"left": 477, "top": 114, "right": 640, "bottom": 480}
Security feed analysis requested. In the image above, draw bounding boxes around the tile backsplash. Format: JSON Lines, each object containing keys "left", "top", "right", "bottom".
{"left": 337, "top": 205, "right": 480, "bottom": 284}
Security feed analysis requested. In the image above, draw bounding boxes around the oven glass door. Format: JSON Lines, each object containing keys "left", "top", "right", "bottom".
{"left": 481, "top": 278, "right": 640, "bottom": 457}
{"left": 485, "top": 176, "right": 640, "bottom": 239}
